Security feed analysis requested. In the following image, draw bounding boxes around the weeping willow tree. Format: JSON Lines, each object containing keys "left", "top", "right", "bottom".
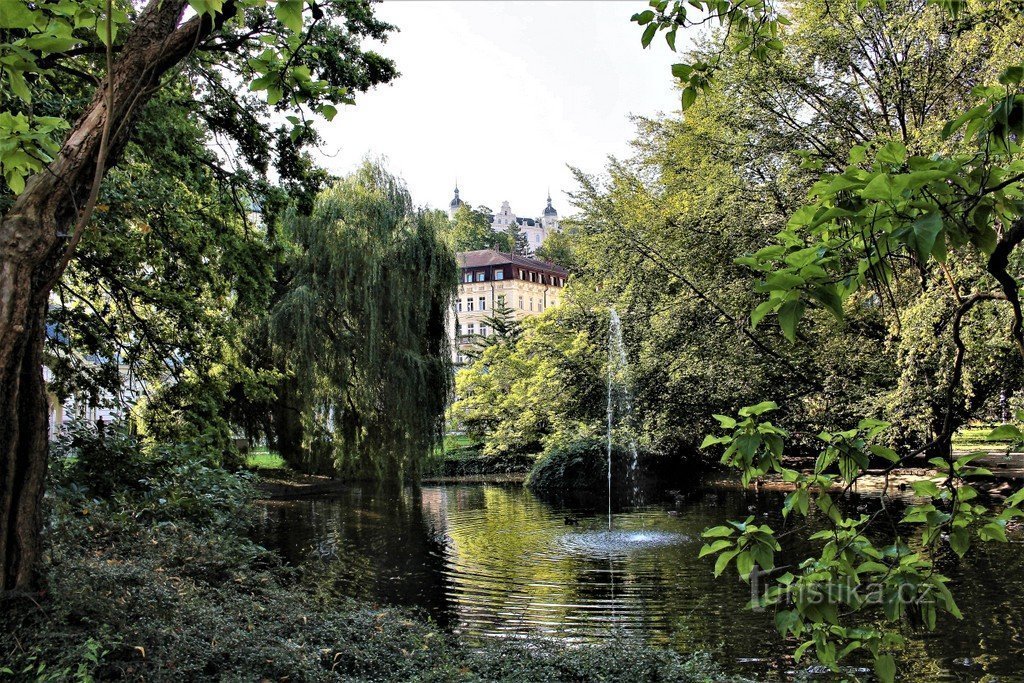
{"left": 269, "top": 162, "right": 458, "bottom": 480}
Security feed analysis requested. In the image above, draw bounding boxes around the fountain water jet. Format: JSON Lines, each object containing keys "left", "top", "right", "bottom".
{"left": 607, "top": 308, "right": 641, "bottom": 530}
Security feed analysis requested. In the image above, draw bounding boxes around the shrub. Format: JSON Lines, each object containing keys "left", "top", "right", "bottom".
{"left": 526, "top": 438, "right": 615, "bottom": 493}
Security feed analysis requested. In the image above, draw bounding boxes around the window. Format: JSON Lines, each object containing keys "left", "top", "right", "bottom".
{"left": 480, "top": 324, "right": 488, "bottom": 337}
{"left": 479, "top": 297, "right": 486, "bottom": 311}
{"left": 467, "top": 323, "right": 475, "bottom": 336}
{"left": 519, "top": 269, "right": 526, "bottom": 279}
{"left": 497, "top": 294, "right": 506, "bottom": 306}
{"left": 467, "top": 299, "right": 474, "bottom": 312}
{"left": 519, "top": 296, "right": 524, "bottom": 309}
{"left": 495, "top": 269, "right": 504, "bottom": 280}
{"left": 529, "top": 272, "right": 535, "bottom": 282}
{"left": 463, "top": 272, "right": 472, "bottom": 283}
{"left": 559, "top": 278, "right": 565, "bottom": 287}
{"left": 457, "top": 300, "right": 463, "bottom": 312}
{"left": 529, "top": 298, "right": 534, "bottom": 311}
{"left": 534, "top": 233, "right": 541, "bottom": 243}
{"left": 456, "top": 353, "right": 463, "bottom": 364}
{"left": 476, "top": 271, "right": 485, "bottom": 282}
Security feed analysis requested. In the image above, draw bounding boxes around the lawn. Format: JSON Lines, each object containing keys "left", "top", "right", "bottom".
{"left": 245, "top": 447, "right": 287, "bottom": 471}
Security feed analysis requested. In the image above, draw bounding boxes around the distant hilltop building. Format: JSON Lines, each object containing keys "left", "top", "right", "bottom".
{"left": 450, "top": 249, "right": 568, "bottom": 365}
{"left": 448, "top": 186, "right": 561, "bottom": 249}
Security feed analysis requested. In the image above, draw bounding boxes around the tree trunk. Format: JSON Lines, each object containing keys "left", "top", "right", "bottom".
{"left": 0, "top": 0, "right": 225, "bottom": 593}
{"left": 0, "top": 300, "right": 50, "bottom": 592}
{"left": 274, "top": 375, "right": 308, "bottom": 471}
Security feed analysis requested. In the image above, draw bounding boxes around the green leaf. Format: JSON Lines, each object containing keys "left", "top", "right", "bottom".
{"left": 632, "top": 9, "right": 656, "bottom": 24}
{"left": 739, "top": 401, "right": 778, "bottom": 417}
{"left": 986, "top": 424, "right": 1023, "bottom": 441}
{"left": 671, "top": 63, "right": 693, "bottom": 80}
{"left": 906, "top": 212, "right": 943, "bottom": 260}
{"left": 641, "top": 23, "right": 657, "bottom": 48}
{"left": 949, "top": 526, "right": 969, "bottom": 557}
{"left": 876, "top": 141, "right": 907, "bottom": 165}
{"left": 999, "top": 65, "right": 1024, "bottom": 85}
{"left": 0, "top": 1, "right": 37, "bottom": 29}
{"left": 979, "top": 521, "right": 1007, "bottom": 542}
{"left": 751, "top": 299, "right": 777, "bottom": 328}
{"left": 681, "top": 86, "right": 697, "bottom": 110}
{"left": 713, "top": 548, "right": 740, "bottom": 577}
{"left": 7, "top": 71, "right": 31, "bottom": 103}
{"left": 275, "top": 0, "right": 304, "bottom": 33}
{"left": 703, "top": 525, "right": 735, "bottom": 538}
{"left": 320, "top": 104, "right": 338, "bottom": 121}
{"left": 700, "top": 434, "right": 730, "bottom": 448}
{"left": 761, "top": 272, "right": 804, "bottom": 291}
{"left": 736, "top": 550, "right": 754, "bottom": 578}
{"left": 869, "top": 444, "right": 900, "bottom": 463}
{"left": 698, "top": 539, "right": 733, "bottom": 557}
{"left": 777, "top": 300, "right": 804, "bottom": 343}
{"left": 874, "top": 654, "right": 896, "bottom": 683}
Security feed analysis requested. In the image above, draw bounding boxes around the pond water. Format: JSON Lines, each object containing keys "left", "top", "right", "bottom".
{"left": 256, "top": 480, "right": 1024, "bottom": 681}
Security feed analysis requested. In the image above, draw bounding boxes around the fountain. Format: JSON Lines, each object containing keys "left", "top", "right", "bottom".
{"left": 607, "top": 308, "right": 641, "bottom": 530}
{"left": 548, "top": 308, "right": 684, "bottom": 557}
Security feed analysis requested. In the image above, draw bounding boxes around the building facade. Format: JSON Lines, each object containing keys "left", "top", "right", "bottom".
{"left": 450, "top": 249, "right": 569, "bottom": 365}
{"left": 448, "top": 187, "right": 561, "bottom": 249}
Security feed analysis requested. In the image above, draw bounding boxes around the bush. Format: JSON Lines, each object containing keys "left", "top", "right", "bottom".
{"left": 50, "top": 421, "right": 257, "bottom": 532}
{"left": 526, "top": 438, "right": 615, "bottom": 493}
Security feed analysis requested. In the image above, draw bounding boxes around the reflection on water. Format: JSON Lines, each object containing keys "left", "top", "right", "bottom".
{"left": 256, "top": 482, "right": 1024, "bottom": 680}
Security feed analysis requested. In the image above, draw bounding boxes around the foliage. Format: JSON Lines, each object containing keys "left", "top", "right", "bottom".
{"left": 462, "top": 299, "right": 523, "bottom": 360}
{"left": 267, "top": 162, "right": 458, "bottom": 479}
{"left": 444, "top": 204, "right": 510, "bottom": 252}
{"left": 525, "top": 438, "right": 620, "bottom": 493}
{"left": 699, "top": 403, "right": 1024, "bottom": 681}
{"left": 629, "top": 0, "right": 1024, "bottom": 677}
{"left": 0, "top": 0, "right": 396, "bottom": 197}
{"left": 50, "top": 421, "right": 258, "bottom": 531}
{"left": 505, "top": 220, "right": 531, "bottom": 256}
{"left": 451, "top": 307, "right": 605, "bottom": 458}
{"left": 534, "top": 229, "right": 577, "bottom": 270}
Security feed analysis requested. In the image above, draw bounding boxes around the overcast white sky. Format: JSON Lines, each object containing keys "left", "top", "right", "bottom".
{"left": 313, "top": 1, "right": 685, "bottom": 217}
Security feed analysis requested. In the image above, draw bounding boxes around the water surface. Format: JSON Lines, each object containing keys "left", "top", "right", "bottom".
{"left": 257, "top": 481, "right": 1024, "bottom": 680}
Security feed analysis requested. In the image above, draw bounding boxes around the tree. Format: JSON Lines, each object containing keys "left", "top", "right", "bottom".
{"left": 452, "top": 308, "right": 604, "bottom": 457}
{"left": 506, "top": 221, "right": 531, "bottom": 256}
{"left": 0, "top": 0, "right": 396, "bottom": 592}
{"left": 534, "top": 230, "right": 576, "bottom": 270}
{"left": 632, "top": 0, "right": 1024, "bottom": 678}
{"left": 446, "top": 204, "right": 507, "bottom": 252}
{"left": 463, "top": 298, "right": 523, "bottom": 360}
{"left": 267, "top": 162, "right": 457, "bottom": 480}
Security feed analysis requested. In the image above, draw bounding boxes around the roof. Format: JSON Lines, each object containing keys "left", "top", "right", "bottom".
{"left": 456, "top": 249, "right": 569, "bottom": 276}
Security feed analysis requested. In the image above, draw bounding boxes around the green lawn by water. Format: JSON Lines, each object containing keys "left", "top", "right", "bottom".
{"left": 952, "top": 424, "right": 1011, "bottom": 451}
{"left": 245, "top": 447, "right": 287, "bottom": 471}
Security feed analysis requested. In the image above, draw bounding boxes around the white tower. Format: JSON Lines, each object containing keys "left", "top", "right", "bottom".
{"left": 541, "top": 192, "right": 559, "bottom": 233}
{"left": 448, "top": 185, "right": 464, "bottom": 218}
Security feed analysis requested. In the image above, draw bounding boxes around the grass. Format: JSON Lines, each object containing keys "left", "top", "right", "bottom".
{"left": 245, "top": 447, "right": 287, "bottom": 471}
{"left": 952, "top": 423, "right": 1012, "bottom": 451}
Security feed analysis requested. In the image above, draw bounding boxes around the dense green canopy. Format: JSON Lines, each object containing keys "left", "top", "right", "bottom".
{"left": 270, "top": 162, "right": 458, "bottom": 479}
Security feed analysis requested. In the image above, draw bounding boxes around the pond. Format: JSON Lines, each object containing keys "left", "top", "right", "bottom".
{"left": 256, "top": 479, "right": 1024, "bottom": 680}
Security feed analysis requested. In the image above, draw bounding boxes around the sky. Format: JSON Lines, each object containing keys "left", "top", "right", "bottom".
{"left": 313, "top": 1, "right": 685, "bottom": 217}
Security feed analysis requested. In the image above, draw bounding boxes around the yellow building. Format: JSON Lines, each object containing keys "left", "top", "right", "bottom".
{"left": 451, "top": 249, "right": 568, "bottom": 365}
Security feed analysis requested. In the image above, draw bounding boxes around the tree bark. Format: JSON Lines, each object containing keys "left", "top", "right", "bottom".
{"left": 0, "top": 0, "right": 225, "bottom": 593}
